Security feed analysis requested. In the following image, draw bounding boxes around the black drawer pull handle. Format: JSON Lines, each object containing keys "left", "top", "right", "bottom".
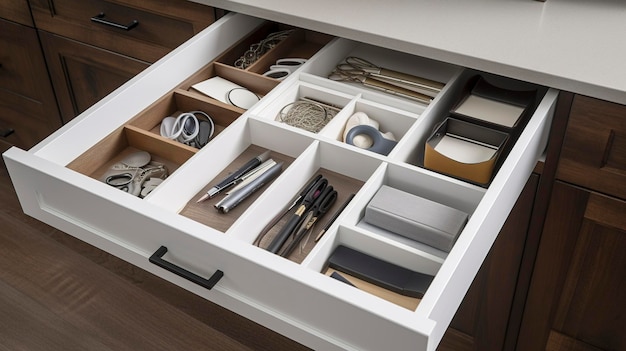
{"left": 91, "top": 12, "right": 138, "bottom": 31}
{"left": 149, "top": 246, "right": 223, "bottom": 290}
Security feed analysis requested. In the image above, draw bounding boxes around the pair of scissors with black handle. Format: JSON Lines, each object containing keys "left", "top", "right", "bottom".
{"left": 254, "top": 174, "right": 322, "bottom": 246}
{"left": 279, "top": 185, "right": 337, "bottom": 257}
{"left": 266, "top": 177, "right": 328, "bottom": 254}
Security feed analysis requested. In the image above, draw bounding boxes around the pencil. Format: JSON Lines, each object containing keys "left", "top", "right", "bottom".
{"left": 314, "top": 193, "right": 355, "bottom": 242}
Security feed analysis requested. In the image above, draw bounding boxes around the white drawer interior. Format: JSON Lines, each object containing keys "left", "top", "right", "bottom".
{"left": 3, "top": 12, "right": 558, "bottom": 351}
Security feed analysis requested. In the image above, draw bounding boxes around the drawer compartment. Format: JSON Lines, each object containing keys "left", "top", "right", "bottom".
{"left": 557, "top": 95, "right": 626, "bottom": 199}
{"left": 216, "top": 21, "right": 333, "bottom": 76}
{"left": 3, "top": 12, "right": 558, "bottom": 351}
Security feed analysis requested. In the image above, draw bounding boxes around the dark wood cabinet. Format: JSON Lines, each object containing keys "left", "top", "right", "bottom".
{"left": 0, "top": 18, "right": 62, "bottom": 151}
{"left": 30, "top": 0, "right": 216, "bottom": 123}
{"left": 517, "top": 93, "right": 626, "bottom": 351}
{"left": 557, "top": 95, "right": 626, "bottom": 200}
{"left": 38, "top": 31, "right": 150, "bottom": 124}
{"left": 0, "top": 0, "right": 32, "bottom": 26}
{"left": 439, "top": 174, "right": 540, "bottom": 351}
{"left": 518, "top": 181, "right": 626, "bottom": 351}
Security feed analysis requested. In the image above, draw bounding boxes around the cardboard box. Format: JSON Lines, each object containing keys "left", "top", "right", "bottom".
{"left": 424, "top": 117, "right": 508, "bottom": 185}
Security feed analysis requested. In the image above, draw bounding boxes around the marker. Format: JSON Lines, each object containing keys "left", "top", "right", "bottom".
{"left": 197, "top": 150, "right": 271, "bottom": 202}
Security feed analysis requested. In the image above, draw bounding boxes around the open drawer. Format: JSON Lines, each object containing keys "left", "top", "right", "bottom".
{"left": 3, "top": 12, "right": 558, "bottom": 351}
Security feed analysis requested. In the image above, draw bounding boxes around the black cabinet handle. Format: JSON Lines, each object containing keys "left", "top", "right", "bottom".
{"left": 149, "top": 246, "right": 223, "bottom": 290}
{"left": 91, "top": 12, "right": 138, "bottom": 31}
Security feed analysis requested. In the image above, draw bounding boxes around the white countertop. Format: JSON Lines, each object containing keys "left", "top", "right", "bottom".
{"left": 194, "top": 0, "right": 626, "bottom": 105}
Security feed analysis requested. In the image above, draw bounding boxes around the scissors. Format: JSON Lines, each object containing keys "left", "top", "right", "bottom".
{"left": 279, "top": 186, "right": 338, "bottom": 257}
{"left": 254, "top": 174, "right": 323, "bottom": 246}
{"left": 266, "top": 177, "right": 328, "bottom": 254}
{"left": 329, "top": 56, "right": 444, "bottom": 102}
{"left": 105, "top": 172, "right": 134, "bottom": 192}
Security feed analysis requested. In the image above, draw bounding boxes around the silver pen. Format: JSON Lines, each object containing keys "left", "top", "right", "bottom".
{"left": 224, "top": 159, "right": 277, "bottom": 195}
{"left": 197, "top": 150, "right": 271, "bottom": 203}
{"left": 215, "top": 162, "right": 284, "bottom": 213}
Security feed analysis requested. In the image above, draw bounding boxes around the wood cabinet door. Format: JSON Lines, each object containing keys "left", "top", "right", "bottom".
{"left": 518, "top": 181, "right": 626, "bottom": 351}
{"left": 0, "top": 19, "right": 62, "bottom": 149}
{"left": 557, "top": 95, "right": 626, "bottom": 200}
{"left": 438, "top": 174, "right": 539, "bottom": 351}
{"left": 0, "top": 0, "right": 33, "bottom": 26}
{"left": 39, "top": 31, "right": 150, "bottom": 123}
{"left": 39, "top": 30, "right": 150, "bottom": 124}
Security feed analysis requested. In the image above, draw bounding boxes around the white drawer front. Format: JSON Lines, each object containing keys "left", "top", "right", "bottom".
{"left": 3, "top": 12, "right": 558, "bottom": 351}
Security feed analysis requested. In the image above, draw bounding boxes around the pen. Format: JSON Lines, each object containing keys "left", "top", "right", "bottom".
{"left": 315, "top": 193, "right": 354, "bottom": 242}
{"left": 197, "top": 150, "right": 271, "bottom": 202}
{"left": 225, "top": 159, "right": 276, "bottom": 195}
{"left": 215, "top": 162, "right": 283, "bottom": 213}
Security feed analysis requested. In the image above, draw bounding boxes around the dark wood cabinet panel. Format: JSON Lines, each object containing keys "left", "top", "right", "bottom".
{"left": 0, "top": 0, "right": 33, "bottom": 26}
{"left": 557, "top": 95, "right": 626, "bottom": 200}
{"left": 518, "top": 181, "right": 626, "bottom": 351}
{"left": 39, "top": 31, "right": 150, "bottom": 123}
{"left": 439, "top": 174, "right": 539, "bottom": 351}
{"left": 29, "top": 0, "right": 215, "bottom": 63}
{"left": 0, "top": 19, "right": 62, "bottom": 149}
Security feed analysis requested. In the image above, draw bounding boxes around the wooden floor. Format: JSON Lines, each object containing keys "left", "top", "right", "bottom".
{"left": 0, "top": 155, "right": 309, "bottom": 351}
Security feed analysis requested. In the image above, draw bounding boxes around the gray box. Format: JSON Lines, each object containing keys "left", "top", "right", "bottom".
{"left": 364, "top": 185, "right": 469, "bottom": 252}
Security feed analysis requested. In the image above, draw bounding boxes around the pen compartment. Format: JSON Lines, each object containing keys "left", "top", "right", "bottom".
{"left": 231, "top": 133, "right": 381, "bottom": 262}
{"left": 174, "top": 119, "right": 303, "bottom": 232}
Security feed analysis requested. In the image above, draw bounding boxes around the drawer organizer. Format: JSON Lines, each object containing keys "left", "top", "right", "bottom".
{"left": 4, "top": 13, "right": 558, "bottom": 351}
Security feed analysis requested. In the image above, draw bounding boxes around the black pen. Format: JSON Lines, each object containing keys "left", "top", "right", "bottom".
{"left": 197, "top": 150, "right": 271, "bottom": 202}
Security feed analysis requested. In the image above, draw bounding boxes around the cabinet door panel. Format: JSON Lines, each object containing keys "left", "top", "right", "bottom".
{"left": 0, "top": 0, "right": 32, "bottom": 26}
{"left": 39, "top": 31, "right": 150, "bottom": 124}
{"left": 519, "top": 181, "right": 626, "bottom": 351}
{"left": 0, "top": 19, "right": 61, "bottom": 149}
{"left": 557, "top": 95, "right": 626, "bottom": 200}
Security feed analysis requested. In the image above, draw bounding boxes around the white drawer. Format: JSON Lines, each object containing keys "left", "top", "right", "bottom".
{"left": 3, "top": 12, "right": 558, "bottom": 351}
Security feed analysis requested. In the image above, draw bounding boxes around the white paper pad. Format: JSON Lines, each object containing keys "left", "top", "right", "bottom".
{"left": 454, "top": 94, "right": 524, "bottom": 128}
{"left": 434, "top": 134, "right": 497, "bottom": 164}
{"left": 191, "top": 76, "right": 243, "bottom": 104}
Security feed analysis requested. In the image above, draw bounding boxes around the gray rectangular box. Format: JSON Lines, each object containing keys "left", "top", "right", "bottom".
{"left": 365, "top": 185, "right": 469, "bottom": 252}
